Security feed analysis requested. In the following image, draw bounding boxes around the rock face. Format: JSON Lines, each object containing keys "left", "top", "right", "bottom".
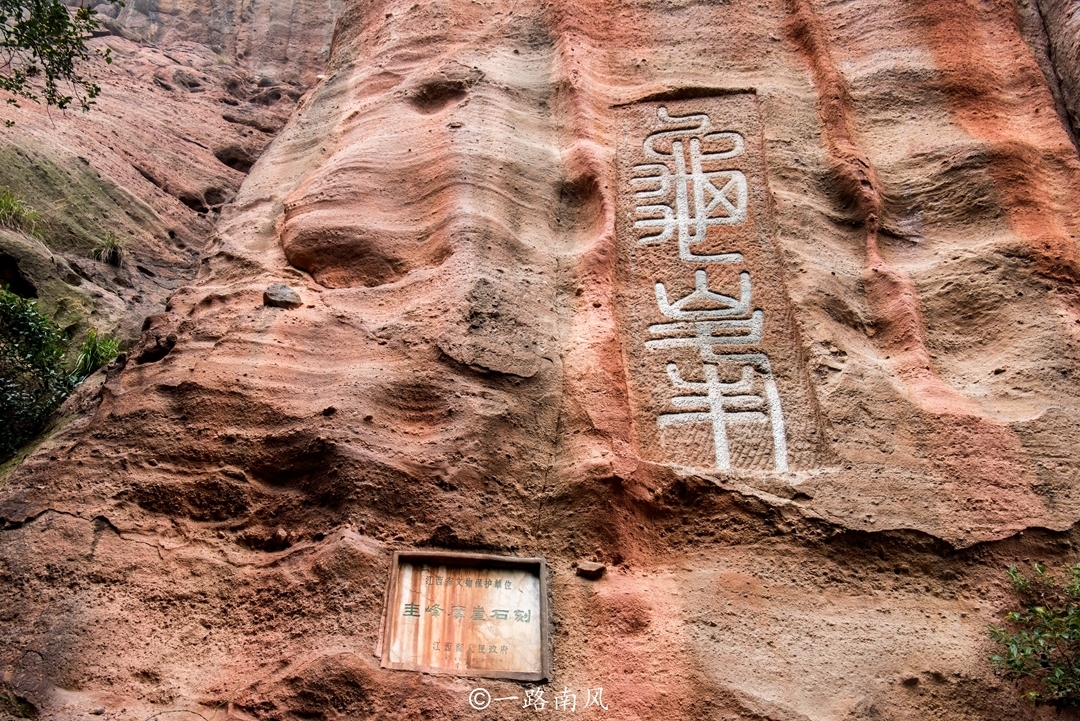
{"left": 1034, "top": 0, "right": 1080, "bottom": 144}
{"left": 3, "top": 1, "right": 1080, "bottom": 719}
{"left": 0, "top": 0, "right": 339, "bottom": 347}
{"left": 85, "top": 0, "right": 342, "bottom": 85}
{"left": 0, "top": 35, "right": 311, "bottom": 345}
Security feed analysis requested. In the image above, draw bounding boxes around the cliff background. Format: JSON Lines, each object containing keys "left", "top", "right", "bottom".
{"left": 3, "top": 0, "right": 1080, "bottom": 719}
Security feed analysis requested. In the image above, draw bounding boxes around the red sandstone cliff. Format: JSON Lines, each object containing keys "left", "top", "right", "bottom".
{"left": 3, "top": 1, "right": 1080, "bottom": 719}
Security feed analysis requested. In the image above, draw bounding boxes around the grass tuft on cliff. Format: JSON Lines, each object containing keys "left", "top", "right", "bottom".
{"left": 0, "top": 687, "right": 37, "bottom": 718}
{"left": 0, "top": 187, "right": 42, "bottom": 237}
{"left": 72, "top": 327, "right": 119, "bottom": 379}
{"left": 91, "top": 230, "right": 128, "bottom": 266}
{"left": 991, "top": 562, "right": 1080, "bottom": 708}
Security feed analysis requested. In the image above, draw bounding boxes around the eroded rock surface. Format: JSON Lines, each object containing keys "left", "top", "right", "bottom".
{"left": 3, "top": 1, "right": 1080, "bottom": 719}
{"left": 1033, "top": 0, "right": 1080, "bottom": 145}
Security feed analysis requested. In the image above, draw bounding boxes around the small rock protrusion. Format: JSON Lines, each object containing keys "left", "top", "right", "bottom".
{"left": 263, "top": 527, "right": 291, "bottom": 551}
{"left": 576, "top": 561, "right": 606, "bottom": 580}
{"left": 264, "top": 283, "right": 302, "bottom": 309}
{"left": 89, "top": 708, "right": 106, "bottom": 716}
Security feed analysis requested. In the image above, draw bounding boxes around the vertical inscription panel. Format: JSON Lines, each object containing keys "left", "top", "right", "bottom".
{"left": 379, "top": 552, "right": 550, "bottom": 682}
{"left": 615, "top": 95, "right": 820, "bottom": 473}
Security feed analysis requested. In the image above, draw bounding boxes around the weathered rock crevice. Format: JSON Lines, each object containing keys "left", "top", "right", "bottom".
{"left": 1029, "top": 0, "right": 1080, "bottom": 151}
{"left": 785, "top": 0, "right": 979, "bottom": 417}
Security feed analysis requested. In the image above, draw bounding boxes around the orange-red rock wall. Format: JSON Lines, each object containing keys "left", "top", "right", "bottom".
{"left": 4, "top": 1, "right": 1080, "bottom": 719}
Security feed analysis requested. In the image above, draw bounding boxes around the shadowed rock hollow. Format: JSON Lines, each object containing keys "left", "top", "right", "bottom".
{"left": 3, "top": 0, "right": 1080, "bottom": 719}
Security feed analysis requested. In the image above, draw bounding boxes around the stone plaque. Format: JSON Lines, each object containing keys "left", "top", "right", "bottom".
{"left": 615, "top": 94, "right": 824, "bottom": 473}
{"left": 378, "top": 551, "right": 550, "bottom": 681}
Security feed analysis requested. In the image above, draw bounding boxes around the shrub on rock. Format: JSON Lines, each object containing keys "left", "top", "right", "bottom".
{"left": 0, "top": 287, "right": 119, "bottom": 461}
{"left": 991, "top": 562, "right": 1080, "bottom": 708}
{"left": 0, "top": 286, "right": 73, "bottom": 460}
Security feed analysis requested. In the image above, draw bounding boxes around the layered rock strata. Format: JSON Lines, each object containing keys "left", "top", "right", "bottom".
{"left": 3, "top": 0, "right": 1080, "bottom": 719}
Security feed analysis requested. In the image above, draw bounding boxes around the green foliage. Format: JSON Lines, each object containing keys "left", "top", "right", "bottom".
{"left": 91, "top": 229, "right": 126, "bottom": 266}
{"left": 71, "top": 325, "right": 117, "bottom": 380}
{"left": 0, "top": 285, "right": 72, "bottom": 460}
{"left": 0, "top": 185, "right": 40, "bottom": 235}
{"left": 991, "top": 562, "right": 1080, "bottom": 708}
{"left": 0, "top": 286, "right": 119, "bottom": 460}
{"left": 0, "top": 0, "right": 124, "bottom": 121}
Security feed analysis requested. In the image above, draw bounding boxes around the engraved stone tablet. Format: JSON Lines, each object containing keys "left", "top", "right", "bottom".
{"left": 614, "top": 94, "right": 825, "bottom": 472}
{"left": 378, "top": 551, "right": 550, "bottom": 681}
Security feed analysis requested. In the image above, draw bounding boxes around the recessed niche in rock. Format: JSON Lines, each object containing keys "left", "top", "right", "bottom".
{"left": 378, "top": 552, "right": 550, "bottom": 682}
{"left": 615, "top": 95, "right": 824, "bottom": 473}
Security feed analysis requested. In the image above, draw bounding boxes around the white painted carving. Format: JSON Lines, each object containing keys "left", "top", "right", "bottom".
{"left": 626, "top": 106, "right": 789, "bottom": 471}
{"left": 658, "top": 362, "right": 788, "bottom": 472}
{"left": 632, "top": 106, "right": 748, "bottom": 262}
{"left": 645, "top": 268, "right": 788, "bottom": 471}
{"left": 646, "top": 312, "right": 765, "bottom": 352}
{"left": 647, "top": 269, "right": 762, "bottom": 353}
{"left": 654, "top": 270, "right": 752, "bottom": 320}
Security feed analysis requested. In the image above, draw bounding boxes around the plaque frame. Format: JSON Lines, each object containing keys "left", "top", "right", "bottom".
{"left": 376, "top": 550, "right": 552, "bottom": 682}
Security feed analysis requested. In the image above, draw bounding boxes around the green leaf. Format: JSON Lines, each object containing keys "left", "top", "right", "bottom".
{"left": 0, "top": 0, "right": 124, "bottom": 120}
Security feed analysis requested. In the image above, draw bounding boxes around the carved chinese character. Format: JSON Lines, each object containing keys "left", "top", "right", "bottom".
{"left": 657, "top": 361, "right": 788, "bottom": 472}
{"left": 647, "top": 269, "right": 762, "bottom": 356}
{"left": 633, "top": 107, "right": 748, "bottom": 263}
